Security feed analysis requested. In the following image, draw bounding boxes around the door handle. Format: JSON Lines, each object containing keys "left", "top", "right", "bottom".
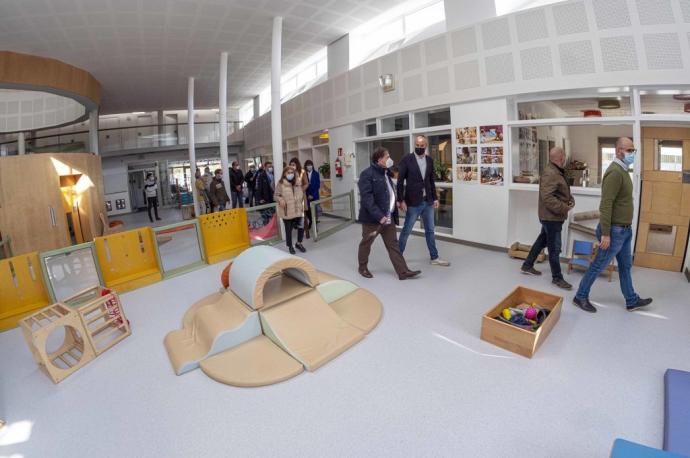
{"left": 49, "top": 206, "right": 56, "bottom": 227}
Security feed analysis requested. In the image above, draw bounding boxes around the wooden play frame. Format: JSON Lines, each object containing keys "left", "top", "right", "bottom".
{"left": 19, "top": 287, "right": 130, "bottom": 383}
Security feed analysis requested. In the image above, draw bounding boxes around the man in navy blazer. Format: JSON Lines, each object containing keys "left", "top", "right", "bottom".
{"left": 357, "top": 147, "right": 420, "bottom": 280}
{"left": 396, "top": 135, "right": 450, "bottom": 266}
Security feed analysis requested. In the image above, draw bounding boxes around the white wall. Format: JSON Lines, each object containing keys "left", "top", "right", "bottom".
{"left": 243, "top": 0, "right": 690, "bottom": 152}
{"left": 326, "top": 124, "right": 356, "bottom": 199}
{"left": 452, "top": 98, "right": 511, "bottom": 247}
{"left": 445, "top": 0, "right": 495, "bottom": 30}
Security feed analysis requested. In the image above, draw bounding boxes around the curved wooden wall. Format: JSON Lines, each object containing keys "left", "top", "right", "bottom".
{"left": 0, "top": 51, "right": 101, "bottom": 107}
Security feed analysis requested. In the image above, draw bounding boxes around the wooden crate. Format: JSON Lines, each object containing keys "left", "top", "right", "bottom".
{"left": 480, "top": 286, "right": 562, "bottom": 358}
{"left": 508, "top": 242, "right": 546, "bottom": 263}
{"left": 19, "top": 287, "right": 130, "bottom": 383}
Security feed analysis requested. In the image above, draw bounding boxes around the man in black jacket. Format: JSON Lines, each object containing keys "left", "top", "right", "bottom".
{"left": 255, "top": 161, "right": 275, "bottom": 224}
{"left": 396, "top": 135, "right": 450, "bottom": 266}
{"left": 229, "top": 161, "right": 244, "bottom": 209}
{"left": 358, "top": 147, "right": 420, "bottom": 280}
{"left": 244, "top": 164, "right": 257, "bottom": 206}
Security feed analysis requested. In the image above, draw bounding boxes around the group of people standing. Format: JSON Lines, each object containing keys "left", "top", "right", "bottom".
{"left": 193, "top": 158, "right": 321, "bottom": 255}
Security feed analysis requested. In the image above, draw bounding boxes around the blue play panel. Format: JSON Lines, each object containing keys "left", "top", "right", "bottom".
{"left": 664, "top": 369, "right": 690, "bottom": 456}
{"left": 611, "top": 439, "right": 686, "bottom": 457}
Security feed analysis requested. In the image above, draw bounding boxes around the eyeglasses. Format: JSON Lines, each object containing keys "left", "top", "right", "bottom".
{"left": 625, "top": 148, "right": 637, "bottom": 154}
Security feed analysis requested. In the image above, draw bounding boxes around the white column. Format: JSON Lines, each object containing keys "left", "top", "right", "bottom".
{"left": 188, "top": 77, "right": 200, "bottom": 216}
{"left": 253, "top": 95, "right": 260, "bottom": 120}
{"left": 88, "top": 109, "right": 99, "bottom": 155}
{"left": 219, "top": 52, "right": 230, "bottom": 192}
{"left": 17, "top": 132, "right": 26, "bottom": 155}
{"left": 271, "top": 16, "right": 284, "bottom": 183}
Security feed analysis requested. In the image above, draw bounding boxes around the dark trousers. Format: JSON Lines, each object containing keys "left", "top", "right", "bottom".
{"left": 246, "top": 188, "right": 255, "bottom": 207}
{"left": 523, "top": 220, "right": 563, "bottom": 280}
{"left": 358, "top": 223, "right": 408, "bottom": 276}
{"left": 146, "top": 196, "right": 159, "bottom": 222}
{"left": 283, "top": 217, "right": 304, "bottom": 247}
{"left": 305, "top": 201, "right": 313, "bottom": 231}
{"left": 231, "top": 191, "right": 244, "bottom": 208}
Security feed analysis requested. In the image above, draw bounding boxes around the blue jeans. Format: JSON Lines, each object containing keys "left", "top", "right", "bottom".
{"left": 398, "top": 201, "right": 439, "bottom": 260}
{"left": 575, "top": 224, "right": 639, "bottom": 305}
{"left": 523, "top": 220, "right": 563, "bottom": 280}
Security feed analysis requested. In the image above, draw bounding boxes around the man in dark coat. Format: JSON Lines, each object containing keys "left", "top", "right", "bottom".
{"left": 229, "top": 161, "right": 245, "bottom": 209}
{"left": 357, "top": 147, "right": 420, "bottom": 280}
{"left": 521, "top": 147, "right": 574, "bottom": 290}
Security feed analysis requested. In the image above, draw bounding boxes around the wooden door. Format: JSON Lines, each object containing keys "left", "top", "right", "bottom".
{"left": 634, "top": 127, "right": 690, "bottom": 271}
{"left": 0, "top": 156, "right": 71, "bottom": 255}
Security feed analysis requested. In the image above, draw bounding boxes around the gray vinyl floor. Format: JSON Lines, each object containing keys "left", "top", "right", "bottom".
{"left": 1, "top": 224, "right": 689, "bottom": 457}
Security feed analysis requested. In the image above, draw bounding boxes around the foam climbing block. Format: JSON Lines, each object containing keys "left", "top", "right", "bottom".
{"left": 611, "top": 439, "right": 685, "bottom": 457}
{"left": 664, "top": 368, "right": 690, "bottom": 456}
{"left": 229, "top": 245, "right": 319, "bottom": 310}
{"left": 260, "top": 289, "right": 364, "bottom": 371}
{"left": 200, "top": 335, "right": 303, "bottom": 387}
{"left": 328, "top": 288, "right": 383, "bottom": 333}
{"left": 164, "top": 292, "right": 261, "bottom": 375}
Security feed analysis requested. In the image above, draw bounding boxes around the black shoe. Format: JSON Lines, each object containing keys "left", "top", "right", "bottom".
{"left": 627, "top": 297, "right": 652, "bottom": 312}
{"left": 573, "top": 297, "right": 597, "bottom": 313}
{"left": 521, "top": 266, "right": 542, "bottom": 276}
{"left": 295, "top": 243, "right": 306, "bottom": 253}
{"left": 552, "top": 278, "right": 572, "bottom": 290}
{"left": 399, "top": 270, "right": 421, "bottom": 280}
{"left": 288, "top": 246, "right": 296, "bottom": 255}
{"left": 156, "top": 217, "right": 162, "bottom": 221}
{"left": 358, "top": 268, "right": 373, "bottom": 278}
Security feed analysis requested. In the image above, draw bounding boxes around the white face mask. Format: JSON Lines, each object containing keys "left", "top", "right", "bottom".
{"left": 267, "top": 167, "right": 273, "bottom": 173}
{"left": 306, "top": 165, "right": 313, "bottom": 172}
{"left": 385, "top": 157, "right": 394, "bottom": 169}
{"left": 286, "top": 174, "right": 295, "bottom": 180}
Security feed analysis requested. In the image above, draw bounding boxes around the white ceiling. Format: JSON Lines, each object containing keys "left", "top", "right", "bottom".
{"left": 0, "top": 0, "right": 402, "bottom": 114}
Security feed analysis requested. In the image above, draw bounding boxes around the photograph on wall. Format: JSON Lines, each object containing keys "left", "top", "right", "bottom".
{"left": 481, "top": 166, "right": 504, "bottom": 185}
{"left": 455, "top": 126, "right": 477, "bottom": 145}
{"left": 480, "top": 125, "right": 503, "bottom": 144}
{"left": 457, "top": 166, "right": 478, "bottom": 183}
{"left": 481, "top": 146, "right": 503, "bottom": 164}
{"left": 456, "top": 146, "right": 477, "bottom": 165}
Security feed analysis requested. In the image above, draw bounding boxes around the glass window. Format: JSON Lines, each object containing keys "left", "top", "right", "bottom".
{"left": 349, "top": 0, "right": 446, "bottom": 69}
{"left": 366, "top": 121, "right": 377, "bottom": 137}
{"left": 414, "top": 107, "right": 451, "bottom": 128}
{"left": 656, "top": 140, "right": 683, "bottom": 171}
{"left": 512, "top": 124, "right": 633, "bottom": 187}
{"left": 640, "top": 89, "right": 690, "bottom": 115}
{"left": 424, "top": 133, "right": 452, "bottom": 183}
{"left": 355, "top": 136, "right": 410, "bottom": 178}
{"left": 517, "top": 96, "right": 631, "bottom": 120}
{"left": 381, "top": 114, "right": 409, "bottom": 133}
{"left": 239, "top": 101, "right": 254, "bottom": 125}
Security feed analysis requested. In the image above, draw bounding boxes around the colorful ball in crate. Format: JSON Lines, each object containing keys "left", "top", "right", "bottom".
{"left": 524, "top": 307, "right": 538, "bottom": 320}
{"left": 220, "top": 263, "right": 232, "bottom": 289}
{"left": 501, "top": 308, "right": 512, "bottom": 320}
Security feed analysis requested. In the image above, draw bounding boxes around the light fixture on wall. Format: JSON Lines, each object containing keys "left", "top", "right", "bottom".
{"left": 378, "top": 74, "right": 395, "bottom": 93}
{"left": 598, "top": 99, "right": 620, "bottom": 109}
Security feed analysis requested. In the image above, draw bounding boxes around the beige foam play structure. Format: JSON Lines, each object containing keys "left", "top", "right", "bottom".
{"left": 164, "top": 245, "right": 383, "bottom": 387}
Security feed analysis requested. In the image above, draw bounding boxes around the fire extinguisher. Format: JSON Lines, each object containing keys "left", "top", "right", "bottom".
{"left": 334, "top": 157, "right": 343, "bottom": 178}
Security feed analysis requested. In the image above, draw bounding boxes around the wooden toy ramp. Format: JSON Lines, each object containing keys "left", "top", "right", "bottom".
{"left": 164, "top": 246, "right": 383, "bottom": 387}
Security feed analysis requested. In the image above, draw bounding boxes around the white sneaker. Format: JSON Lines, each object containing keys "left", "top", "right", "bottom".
{"left": 430, "top": 258, "right": 450, "bottom": 266}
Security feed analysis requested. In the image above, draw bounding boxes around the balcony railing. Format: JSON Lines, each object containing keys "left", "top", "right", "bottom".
{"left": 0, "top": 121, "right": 243, "bottom": 155}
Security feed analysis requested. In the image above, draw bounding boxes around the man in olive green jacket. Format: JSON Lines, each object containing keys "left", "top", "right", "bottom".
{"left": 574, "top": 137, "right": 652, "bottom": 313}
{"left": 521, "top": 147, "right": 574, "bottom": 290}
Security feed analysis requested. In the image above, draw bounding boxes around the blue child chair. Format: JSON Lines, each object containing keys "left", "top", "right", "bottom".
{"left": 568, "top": 240, "right": 614, "bottom": 282}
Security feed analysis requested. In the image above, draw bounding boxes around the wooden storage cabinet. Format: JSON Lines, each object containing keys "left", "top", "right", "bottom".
{"left": 0, "top": 153, "right": 105, "bottom": 256}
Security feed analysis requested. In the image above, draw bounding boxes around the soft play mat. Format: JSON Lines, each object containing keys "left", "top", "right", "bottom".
{"left": 164, "top": 245, "right": 383, "bottom": 387}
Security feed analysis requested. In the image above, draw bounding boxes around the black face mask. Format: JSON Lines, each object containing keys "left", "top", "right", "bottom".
{"left": 414, "top": 147, "right": 425, "bottom": 156}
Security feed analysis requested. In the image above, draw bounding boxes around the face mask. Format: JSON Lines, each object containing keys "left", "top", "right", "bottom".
{"left": 623, "top": 152, "right": 635, "bottom": 166}
{"left": 385, "top": 157, "right": 394, "bottom": 169}
{"left": 267, "top": 167, "right": 273, "bottom": 173}
{"left": 306, "top": 165, "right": 313, "bottom": 172}
{"left": 286, "top": 174, "right": 295, "bottom": 180}
{"left": 414, "top": 147, "right": 425, "bottom": 156}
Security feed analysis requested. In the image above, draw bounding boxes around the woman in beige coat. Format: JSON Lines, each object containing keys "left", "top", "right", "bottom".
{"left": 275, "top": 165, "right": 307, "bottom": 254}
